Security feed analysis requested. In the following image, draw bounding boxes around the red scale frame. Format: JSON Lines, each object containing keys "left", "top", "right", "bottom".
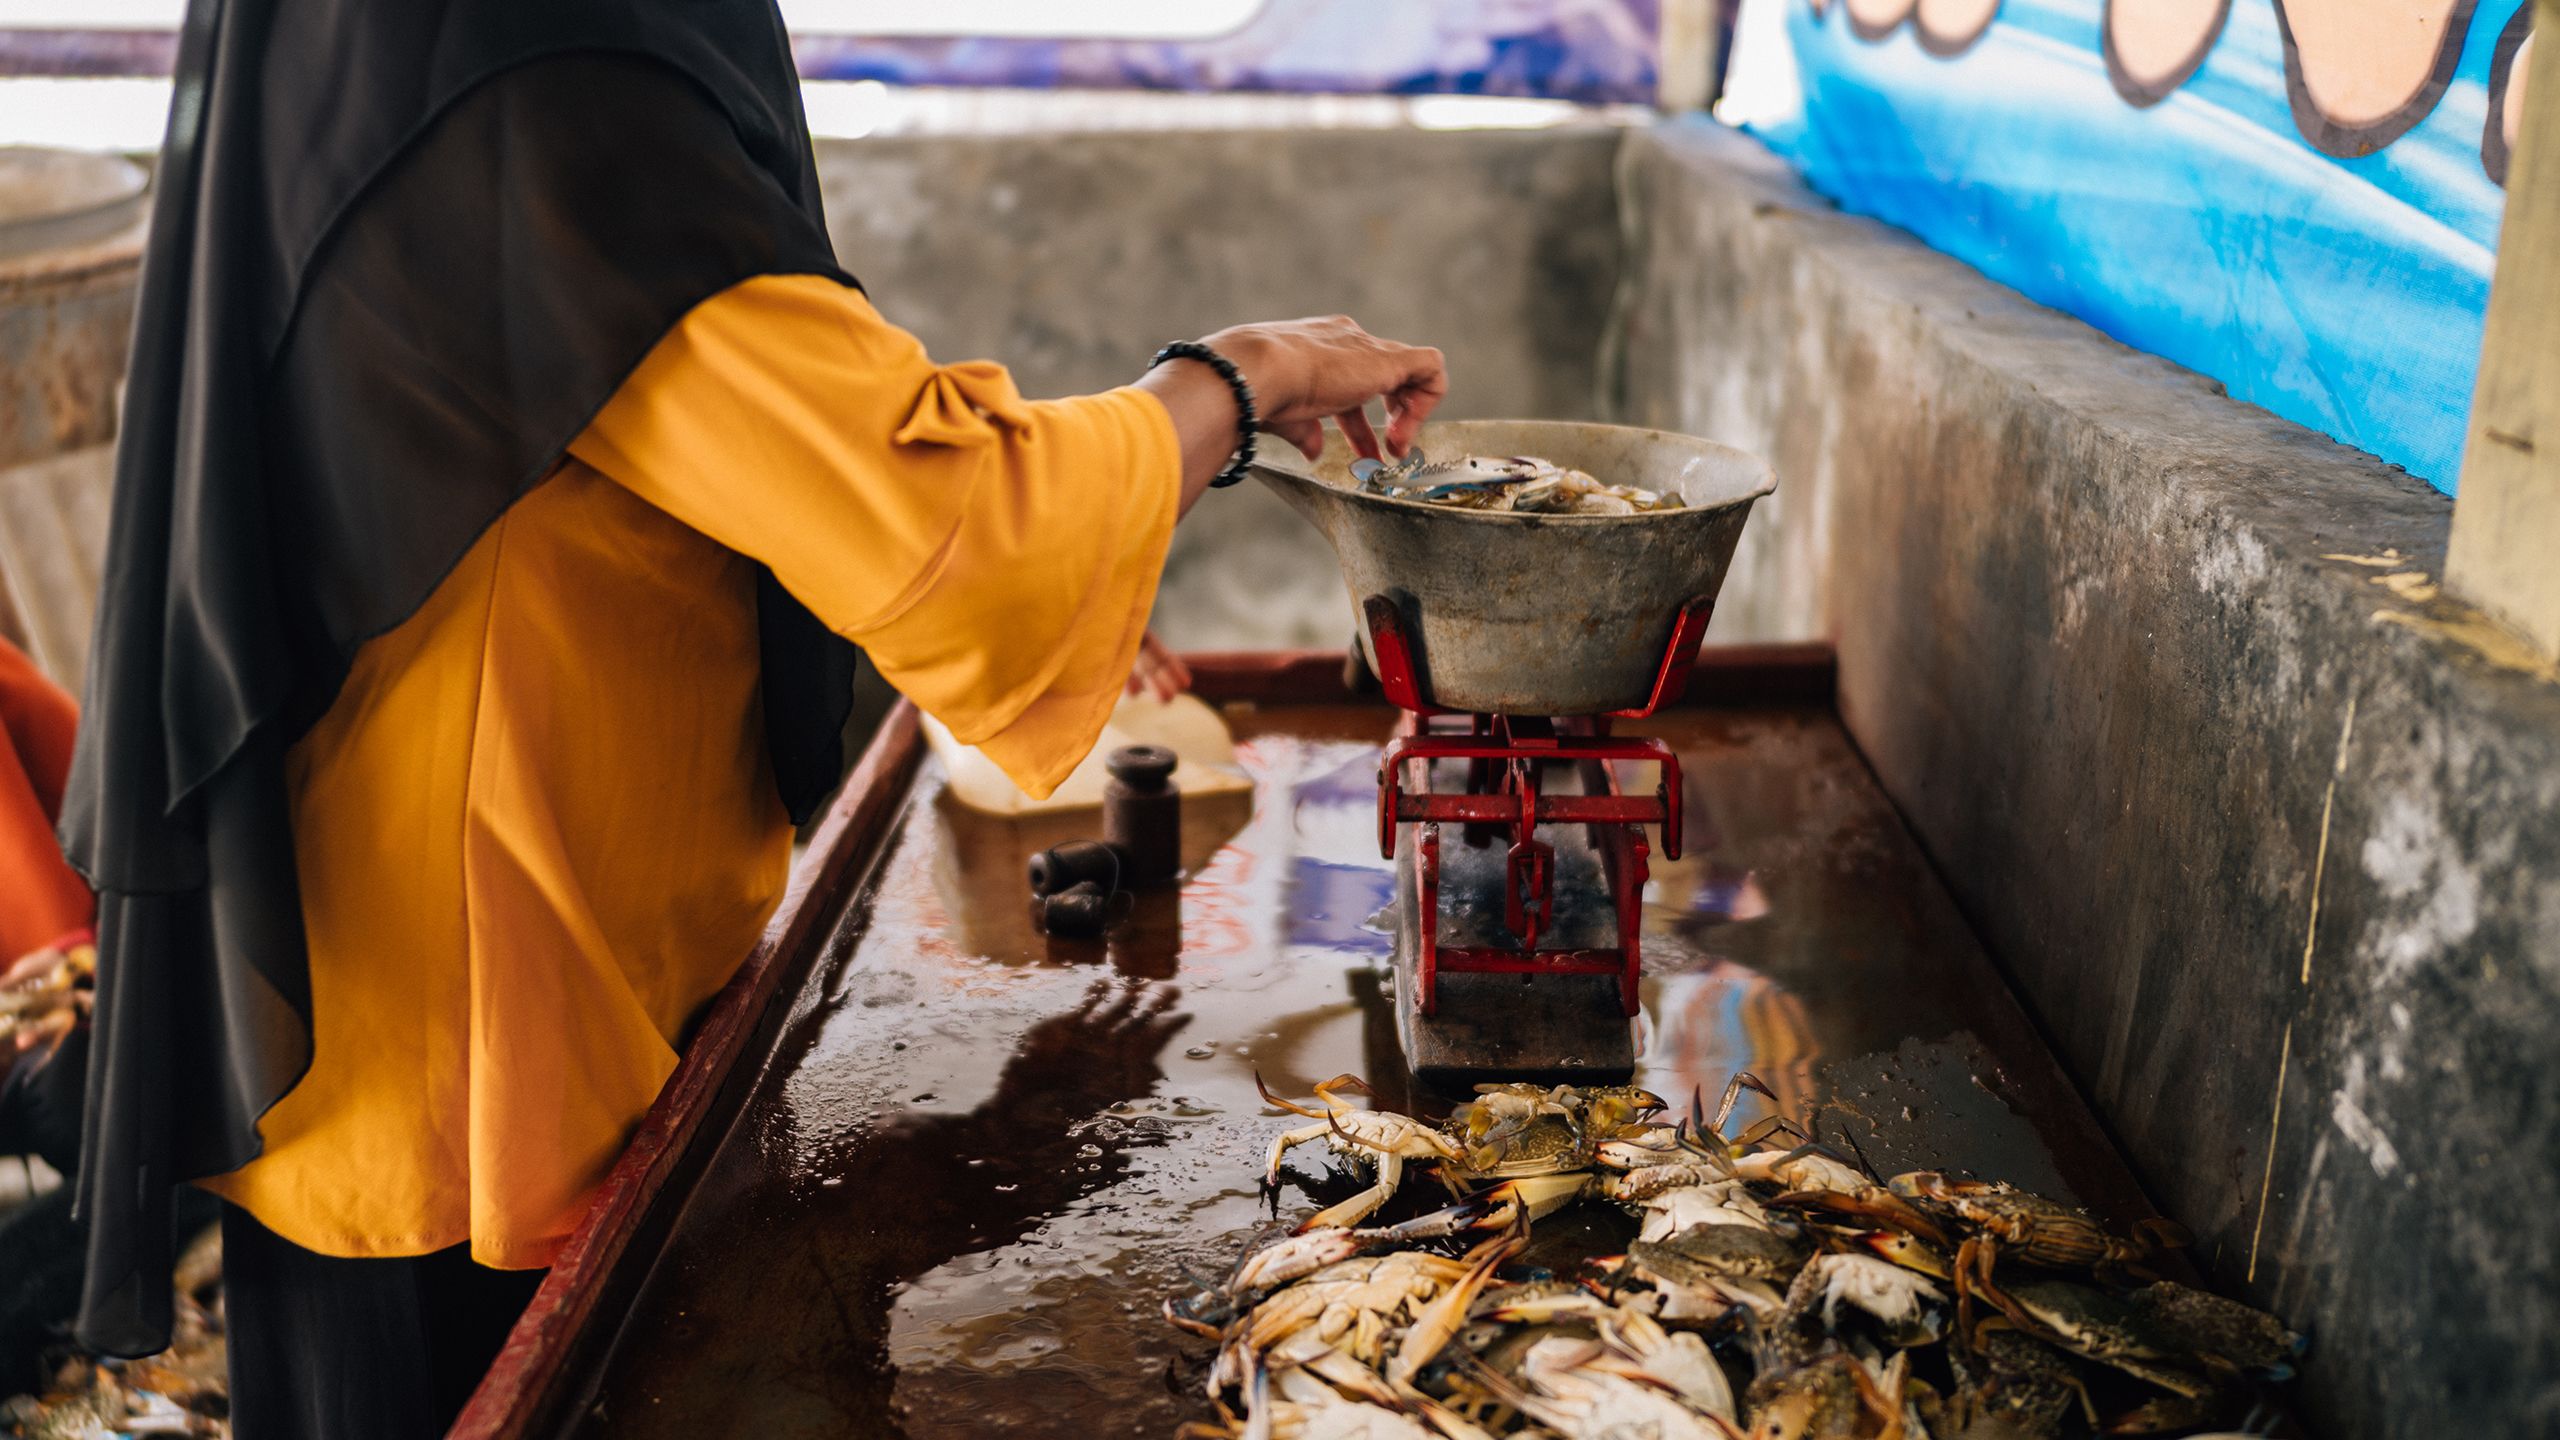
{"left": 1364, "top": 595, "right": 1713, "bottom": 1022}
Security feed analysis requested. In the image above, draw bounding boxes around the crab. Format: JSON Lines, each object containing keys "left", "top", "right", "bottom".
{"left": 1210, "top": 1224, "right": 1525, "bottom": 1403}
{"left": 1935, "top": 1328, "right": 2098, "bottom": 1440}
{"left": 1210, "top": 1249, "right": 1468, "bottom": 1398}
{"left": 1450, "top": 1082, "right": 1667, "bottom": 1178}
{"left": 1607, "top": 1222, "right": 1810, "bottom": 1320}
{"left": 1742, "top": 1350, "right": 1907, "bottom": 1440}
{"left": 1166, "top": 1198, "right": 1502, "bottom": 1335}
{"left": 1800, "top": 1254, "right": 1944, "bottom": 1347}
{"left": 1460, "top": 1334, "right": 1741, "bottom": 1440}
{"left": 1259, "top": 1073, "right": 1470, "bottom": 1231}
{"left": 1971, "top": 1278, "right": 2212, "bottom": 1397}
{"left": 1619, "top": 1178, "right": 1780, "bottom": 1242}
{"left": 2127, "top": 1280, "right": 2302, "bottom": 1378}
{"left": 1180, "top": 1356, "right": 1474, "bottom": 1440}
{"left": 1886, "top": 1172, "right": 2187, "bottom": 1344}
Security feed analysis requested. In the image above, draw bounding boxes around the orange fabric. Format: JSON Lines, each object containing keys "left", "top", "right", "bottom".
{"left": 0, "top": 637, "right": 92, "bottom": 959}
{"left": 203, "top": 275, "right": 1179, "bottom": 1265}
{"left": 570, "top": 276, "right": 1180, "bottom": 795}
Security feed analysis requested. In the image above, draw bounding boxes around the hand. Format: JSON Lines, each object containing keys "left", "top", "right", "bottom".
{"left": 1125, "top": 631, "right": 1192, "bottom": 702}
{"left": 990, "top": 978, "right": 1187, "bottom": 1121}
{"left": 1134, "top": 317, "right": 1449, "bottom": 505}
{"left": 1205, "top": 316, "right": 1448, "bottom": 462}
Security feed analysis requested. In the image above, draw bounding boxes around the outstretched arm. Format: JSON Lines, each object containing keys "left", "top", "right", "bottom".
{"left": 569, "top": 278, "right": 1448, "bottom": 798}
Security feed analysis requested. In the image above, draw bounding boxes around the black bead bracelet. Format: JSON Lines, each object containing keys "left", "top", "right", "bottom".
{"left": 1149, "top": 340, "right": 1258, "bottom": 488}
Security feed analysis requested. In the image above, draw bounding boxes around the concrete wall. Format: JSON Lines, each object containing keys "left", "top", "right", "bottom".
{"left": 1615, "top": 118, "right": 2560, "bottom": 1440}
{"left": 812, "top": 127, "right": 1627, "bottom": 650}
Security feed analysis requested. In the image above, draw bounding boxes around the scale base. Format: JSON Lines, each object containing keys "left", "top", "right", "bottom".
{"left": 1390, "top": 823, "right": 1638, "bottom": 1091}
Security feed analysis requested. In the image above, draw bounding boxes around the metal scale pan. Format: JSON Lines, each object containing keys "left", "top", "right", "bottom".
{"left": 1254, "top": 421, "right": 1775, "bottom": 1085}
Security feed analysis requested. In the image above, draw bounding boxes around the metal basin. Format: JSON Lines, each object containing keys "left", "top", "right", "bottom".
{"left": 0, "top": 147, "right": 147, "bottom": 262}
{"left": 1253, "top": 419, "right": 1775, "bottom": 715}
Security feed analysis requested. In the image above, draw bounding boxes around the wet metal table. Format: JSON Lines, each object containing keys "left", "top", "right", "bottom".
{"left": 452, "top": 647, "right": 2181, "bottom": 1440}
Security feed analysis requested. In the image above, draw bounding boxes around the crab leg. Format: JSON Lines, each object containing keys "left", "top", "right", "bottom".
{"left": 1731, "top": 1114, "right": 1814, "bottom": 1151}
{"left": 1311, "top": 1073, "right": 1377, "bottom": 1107}
{"left": 1391, "top": 1223, "right": 1528, "bottom": 1383}
{"left": 1707, "top": 1071, "right": 1778, "bottom": 1137}
{"left": 1254, "top": 1070, "right": 1327, "bottom": 1120}
{"left": 1301, "top": 1150, "right": 1402, "bottom": 1231}
{"left": 1265, "top": 1122, "right": 1336, "bottom": 1185}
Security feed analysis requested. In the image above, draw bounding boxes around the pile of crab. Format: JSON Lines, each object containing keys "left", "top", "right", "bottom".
{"left": 1352, "top": 453, "right": 1687, "bottom": 515}
{"left": 1163, "top": 1072, "right": 2301, "bottom": 1440}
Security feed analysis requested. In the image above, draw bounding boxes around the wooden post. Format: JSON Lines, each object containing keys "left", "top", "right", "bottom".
{"left": 1658, "top": 0, "right": 1719, "bottom": 112}
{"left": 2449, "top": 0, "right": 2560, "bottom": 656}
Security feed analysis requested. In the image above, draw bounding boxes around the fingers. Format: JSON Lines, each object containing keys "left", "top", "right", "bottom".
{"left": 1128, "top": 632, "right": 1192, "bottom": 702}
{"left": 1334, "top": 406, "right": 1384, "bottom": 463}
{"left": 1085, "top": 975, "right": 1140, "bottom": 1027}
{"left": 1383, "top": 350, "right": 1448, "bottom": 456}
{"left": 1118, "top": 982, "right": 1182, "bottom": 1036}
{"left": 1205, "top": 318, "right": 1447, "bottom": 463}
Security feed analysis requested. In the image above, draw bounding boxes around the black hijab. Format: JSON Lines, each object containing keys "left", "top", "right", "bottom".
{"left": 61, "top": 0, "right": 859, "bottom": 1355}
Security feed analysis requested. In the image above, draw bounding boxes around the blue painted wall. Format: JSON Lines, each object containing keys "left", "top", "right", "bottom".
{"left": 1739, "top": 0, "right": 2524, "bottom": 492}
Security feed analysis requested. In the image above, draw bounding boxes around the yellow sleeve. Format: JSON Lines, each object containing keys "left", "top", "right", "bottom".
{"left": 569, "top": 274, "right": 1182, "bottom": 798}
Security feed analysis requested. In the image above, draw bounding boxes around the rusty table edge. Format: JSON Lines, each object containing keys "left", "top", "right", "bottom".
{"left": 450, "top": 701, "right": 925, "bottom": 1440}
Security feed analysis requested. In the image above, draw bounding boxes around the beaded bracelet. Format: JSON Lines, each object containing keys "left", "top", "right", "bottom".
{"left": 1149, "top": 340, "right": 1258, "bottom": 489}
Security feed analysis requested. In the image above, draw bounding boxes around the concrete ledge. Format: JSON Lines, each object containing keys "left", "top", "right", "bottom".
{"left": 1616, "top": 118, "right": 2560, "bottom": 1440}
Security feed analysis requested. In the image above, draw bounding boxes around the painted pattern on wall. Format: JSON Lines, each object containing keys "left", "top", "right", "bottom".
{"left": 1735, "top": 0, "right": 2534, "bottom": 491}
{"left": 791, "top": 0, "right": 1664, "bottom": 104}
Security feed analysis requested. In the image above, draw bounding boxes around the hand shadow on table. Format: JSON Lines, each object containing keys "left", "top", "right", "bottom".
{"left": 600, "top": 978, "right": 1188, "bottom": 1437}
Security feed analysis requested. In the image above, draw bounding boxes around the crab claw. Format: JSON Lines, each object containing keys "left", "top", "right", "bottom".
{"left": 1771, "top": 1187, "right": 1954, "bottom": 1249}
{"left": 1163, "top": 1296, "right": 1224, "bottom": 1339}
{"left": 1359, "top": 1196, "right": 1499, "bottom": 1242}
{"left": 1478, "top": 1173, "right": 1596, "bottom": 1224}
{"left": 1391, "top": 1221, "right": 1525, "bottom": 1383}
{"left": 1670, "top": 1118, "right": 1740, "bottom": 1175}
{"left": 1709, "top": 1071, "right": 1779, "bottom": 1137}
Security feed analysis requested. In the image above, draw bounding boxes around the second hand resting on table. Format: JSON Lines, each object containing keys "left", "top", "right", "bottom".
{"left": 1124, "top": 314, "right": 1448, "bottom": 699}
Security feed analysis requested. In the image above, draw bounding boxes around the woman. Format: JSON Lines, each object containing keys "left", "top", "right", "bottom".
{"left": 61, "top": 2, "right": 1446, "bottom": 1433}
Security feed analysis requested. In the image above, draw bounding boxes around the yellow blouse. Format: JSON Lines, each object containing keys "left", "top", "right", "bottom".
{"left": 200, "top": 275, "right": 1178, "bottom": 1266}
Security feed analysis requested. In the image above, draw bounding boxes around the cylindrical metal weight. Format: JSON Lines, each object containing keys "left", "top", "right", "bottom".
{"left": 1028, "top": 839, "right": 1121, "bottom": 897}
{"left": 1103, "top": 744, "right": 1181, "bottom": 887}
{"left": 1033, "top": 881, "right": 1113, "bottom": 938}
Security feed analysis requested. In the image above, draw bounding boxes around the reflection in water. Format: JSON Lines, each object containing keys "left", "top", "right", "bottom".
{"left": 583, "top": 707, "right": 2148, "bottom": 1438}
{"left": 1284, "top": 861, "right": 1396, "bottom": 955}
{"left": 1637, "top": 960, "right": 1820, "bottom": 1135}
{"left": 930, "top": 788, "right": 1254, "bottom": 973}
{"left": 1635, "top": 762, "right": 1809, "bottom": 1131}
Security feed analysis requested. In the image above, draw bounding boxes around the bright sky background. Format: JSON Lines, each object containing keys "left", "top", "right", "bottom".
{"left": 0, "top": 1, "right": 1269, "bottom": 36}
{"left": 0, "top": 77, "right": 1595, "bottom": 153}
